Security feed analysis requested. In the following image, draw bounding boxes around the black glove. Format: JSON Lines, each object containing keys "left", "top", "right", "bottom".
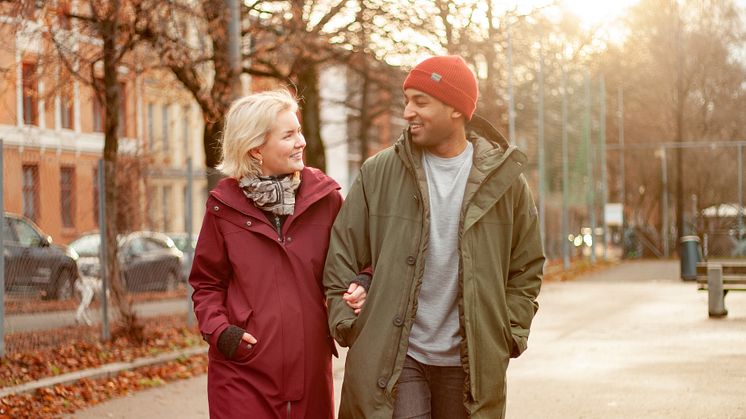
{"left": 217, "top": 325, "right": 246, "bottom": 359}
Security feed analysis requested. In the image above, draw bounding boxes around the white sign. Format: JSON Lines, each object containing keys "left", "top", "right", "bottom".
{"left": 605, "top": 203, "right": 624, "bottom": 226}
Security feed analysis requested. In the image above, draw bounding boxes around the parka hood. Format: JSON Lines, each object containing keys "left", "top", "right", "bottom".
{"left": 209, "top": 166, "right": 340, "bottom": 218}
{"left": 393, "top": 114, "right": 526, "bottom": 174}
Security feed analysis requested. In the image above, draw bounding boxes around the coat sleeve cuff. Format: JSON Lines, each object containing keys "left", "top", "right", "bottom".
{"left": 203, "top": 322, "right": 231, "bottom": 348}
{"left": 351, "top": 273, "right": 372, "bottom": 292}
{"left": 217, "top": 325, "right": 246, "bottom": 359}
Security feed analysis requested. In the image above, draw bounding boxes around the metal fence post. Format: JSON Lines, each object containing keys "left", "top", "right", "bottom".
{"left": 707, "top": 264, "right": 727, "bottom": 318}
{"left": 561, "top": 63, "right": 570, "bottom": 269}
{"left": 599, "top": 75, "right": 608, "bottom": 260}
{"left": 0, "top": 139, "right": 5, "bottom": 358}
{"left": 98, "top": 159, "right": 110, "bottom": 341}
{"left": 584, "top": 70, "right": 596, "bottom": 263}
{"left": 186, "top": 157, "right": 195, "bottom": 327}
{"left": 661, "top": 147, "right": 670, "bottom": 257}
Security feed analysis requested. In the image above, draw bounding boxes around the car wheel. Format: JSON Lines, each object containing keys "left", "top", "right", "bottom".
{"left": 49, "top": 268, "right": 75, "bottom": 300}
{"left": 165, "top": 270, "right": 178, "bottom": 292}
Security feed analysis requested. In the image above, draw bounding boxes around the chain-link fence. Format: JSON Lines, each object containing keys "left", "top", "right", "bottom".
{"left": 1, "top": 141, "right": 204, "bottom": 357}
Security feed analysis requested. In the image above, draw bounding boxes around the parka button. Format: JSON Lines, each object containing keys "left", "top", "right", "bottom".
{"left": 245, "top": 221, "right": 252, "bottom": 227}
{"left": 393, "top": 315, "right": 404, "bottom": 327}
{"left": 377, "top": 377, "right": 387, "bottom": 389}
{"left": 406, "top": 256, "right": 416, "bottom": 265}
{"left": 213, "top": 205, "right": 219, "bottom": 211}
{"left": 286, "top": 236, "right": 292, "bottom": 243}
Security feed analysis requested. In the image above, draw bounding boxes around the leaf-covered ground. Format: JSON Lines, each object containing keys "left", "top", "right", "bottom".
{"left": 0, "top": 315, "right": 206, "bottom": 418}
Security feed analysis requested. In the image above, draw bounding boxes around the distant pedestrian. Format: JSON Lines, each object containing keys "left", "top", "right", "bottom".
{"left": 189, "top": 89, "right": 365, "bottom": 418}
{"left": 324, "top": 55, "right": 544, "bottom": 418}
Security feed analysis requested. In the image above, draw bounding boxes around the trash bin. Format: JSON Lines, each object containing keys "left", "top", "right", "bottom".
{"left": 679, "top": 235, "right": 701, "bottom": 281}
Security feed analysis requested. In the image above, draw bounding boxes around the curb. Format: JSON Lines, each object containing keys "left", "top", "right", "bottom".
{"left": 0, "top": 345, "right": 208, "bottom": 398}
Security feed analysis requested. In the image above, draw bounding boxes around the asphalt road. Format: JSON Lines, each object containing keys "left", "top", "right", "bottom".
{"left": 70, "top": 260, "right": 746, "bottom": 418}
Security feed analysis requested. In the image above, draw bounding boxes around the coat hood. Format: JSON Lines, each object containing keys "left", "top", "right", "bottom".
{"left": 209, "top": 167, "right": 341, "bottom": 218}
{"left": 393, "top": 114, "right": 526, "bottom": 174}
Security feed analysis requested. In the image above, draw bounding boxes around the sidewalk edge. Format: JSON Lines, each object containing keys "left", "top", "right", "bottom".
{"left": 0, "top": 345, "right": 207, "bottom": 398}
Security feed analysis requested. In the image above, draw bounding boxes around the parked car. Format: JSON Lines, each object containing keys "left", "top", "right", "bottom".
{"left": 69, "top": 231, "right": 184, "bottom": 292}
{"left": 3, "top": 213, "right": 79, "bottom": 300}
{"left": 166, "top": 232, "right": 198, "bottom": 280}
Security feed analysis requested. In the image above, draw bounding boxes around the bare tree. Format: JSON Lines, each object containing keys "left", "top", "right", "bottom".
{"left": 39, "top": 0, "right": 157, "bottom": 341}
{"left": 603, "top": 0, "right": 746, "bottom": 242}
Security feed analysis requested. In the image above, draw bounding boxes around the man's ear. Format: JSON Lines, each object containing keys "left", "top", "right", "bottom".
{"left": 451, "top": 109, "right": 463, "bottom": 120}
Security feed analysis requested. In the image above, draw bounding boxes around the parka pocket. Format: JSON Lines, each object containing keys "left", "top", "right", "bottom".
{"left": 230, "top": 308, "right": 257, "bottom": 364}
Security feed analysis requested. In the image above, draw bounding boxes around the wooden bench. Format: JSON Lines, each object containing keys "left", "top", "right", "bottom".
{"left": 696, "top": 261, "right": 746, "bottom": 317}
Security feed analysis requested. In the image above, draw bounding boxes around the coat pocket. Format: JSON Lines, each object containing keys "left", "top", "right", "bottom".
{"left": 230, "top": 308, "right": 257, "bottom": 363}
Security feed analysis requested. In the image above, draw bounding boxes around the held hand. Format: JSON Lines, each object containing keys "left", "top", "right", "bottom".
{"left": 343, "top": 282, "right": 367, "bottom": 315}
{"left": 241, "top": 332, "right": 257, "bottom": 349}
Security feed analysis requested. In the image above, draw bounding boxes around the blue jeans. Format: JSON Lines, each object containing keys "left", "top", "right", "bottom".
{"left": 392, "top": 355, "right": 469, "bottom": 419}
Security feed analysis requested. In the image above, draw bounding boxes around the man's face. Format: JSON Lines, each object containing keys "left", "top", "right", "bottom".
{"left": 403, "top": 89, "right": 461, "bottom": 150}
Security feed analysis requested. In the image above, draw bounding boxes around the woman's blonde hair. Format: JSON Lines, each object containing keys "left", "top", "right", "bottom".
{"left": 217, "top": 89, "right": 299, "bottom": 179}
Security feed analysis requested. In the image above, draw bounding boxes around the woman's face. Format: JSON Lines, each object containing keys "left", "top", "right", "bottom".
{"left": 254, "top": 109, "right": 306, "bottom": 176}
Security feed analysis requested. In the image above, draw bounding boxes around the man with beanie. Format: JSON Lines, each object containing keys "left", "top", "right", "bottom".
{"left": 324, "top": 55, "right": 544, "bottom": 418}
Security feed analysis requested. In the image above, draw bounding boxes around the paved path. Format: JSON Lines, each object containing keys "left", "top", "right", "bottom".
{"left": 69, "top": 347, "right": 347, "bottom": 419}
{"left": 70, "top": 260, "right": 746, "bottom": 418}
{"left": 507, "top": 260, "right": 746, "bottom": 418}
{"left": 4, "top": 298, "right": 187, "bottom": 333}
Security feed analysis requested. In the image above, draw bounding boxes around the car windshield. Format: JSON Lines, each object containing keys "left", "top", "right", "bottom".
{"left": 69, "top": 235, "right": 101, "bottom": 257}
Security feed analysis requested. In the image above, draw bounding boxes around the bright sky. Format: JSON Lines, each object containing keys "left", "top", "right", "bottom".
{"left": 517, "top": 0, "right": 640, "bottom": 43}
{"left": 558, "top": 0, "right": 639, "bottom": 28}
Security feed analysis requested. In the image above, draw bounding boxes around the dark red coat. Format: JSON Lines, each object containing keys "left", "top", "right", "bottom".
{"left": 189, "top": 167, "right": 342, "bottom": 419}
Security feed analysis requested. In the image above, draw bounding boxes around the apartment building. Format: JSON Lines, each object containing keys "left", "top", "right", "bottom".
{"left": 0, "top": 4, "right": 207, "bottom": 244}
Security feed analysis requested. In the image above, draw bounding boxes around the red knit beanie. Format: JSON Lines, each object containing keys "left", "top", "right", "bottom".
{"left": 403, "top": 55, "right": 479, "bottom": 120}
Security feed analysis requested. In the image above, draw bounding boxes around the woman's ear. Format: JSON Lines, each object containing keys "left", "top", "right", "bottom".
{"left": 249, "top": 148, "right": 262, "bottom": 162}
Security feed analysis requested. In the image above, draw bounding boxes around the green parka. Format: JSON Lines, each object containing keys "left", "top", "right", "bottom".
{"left": 324, "top": 116, "right": 544, "bottom": 418}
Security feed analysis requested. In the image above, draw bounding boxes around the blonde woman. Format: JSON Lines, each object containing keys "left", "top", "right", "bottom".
{"left": 189, "top": 89, "right": 365, "bottom": 418}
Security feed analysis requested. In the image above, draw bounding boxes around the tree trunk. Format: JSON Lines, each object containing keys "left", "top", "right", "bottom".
{"left": 295, "top": 60, "right": 326, "bottom": 171}
{"left": 102, "top": 13, "right": 142, "bottom": 344}
{"left": 201, "top": 0, "right": 236, "bottom": 193}
{"left": 358, "top": 68, "right": 371, "bottom": 160}
{"left": 203, "top": 117, "right": 225, "bottom": 192}
{"left": 480, "top": 2, "right": 501, "bottom": 126}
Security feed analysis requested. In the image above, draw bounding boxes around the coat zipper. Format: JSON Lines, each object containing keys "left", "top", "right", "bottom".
{"left": 273, "top": 214, "right": 283, "bottom": 242}
{"left": 286, "top": 401, "right": 291, "bottom": 419}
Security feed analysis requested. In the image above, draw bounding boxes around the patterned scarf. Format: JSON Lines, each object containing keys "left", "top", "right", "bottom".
{"left": 239, "top": 172, "right": 301, "bottom": 215}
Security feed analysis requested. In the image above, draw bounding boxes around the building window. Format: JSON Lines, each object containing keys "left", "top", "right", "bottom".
{"left": 60, "top": 91, "right": 74, "bottom": 129}
{"left": 147, "top": 186, "right": 157, "bottom": 229}
{"left": 162, "top": 185, "right": 171, "bottom": 231}
{"left": 60, "top": 167, "right": 75, "bottom": 228}
{"left": 118, "top": 81, "right": 127, "bottom": 138}
{"left": 93, "top": 167, "right": 99, "bottom": 227}
{"left": 183, "top": 185, "right": 189, "bottom": 231}
{"left": 22, "top": 0, "right": 39, "bottom": 19}
{"left": 161, "top": 104, "right": 169, "bottom": 151}
{"left": 22, "top": 164, "right": 39, "bottom": 222}
{"left": 93, "top": 90, "right": 104, "bottom": 132}
{"left": 57, "top": 0, "right": 71, "bottom": 29}
{"left": 147, "top": 103, "right": 155, "bottom": 150}
{"left": 182, "top": 105, "right": 190, "bottom": 158}
{"left": 22, "top": 63, "right": 38, "bottom": 126}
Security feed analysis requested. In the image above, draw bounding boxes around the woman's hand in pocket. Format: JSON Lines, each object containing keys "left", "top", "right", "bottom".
{"left": 241, "top": 332, "right": 257, "bottom": 349}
